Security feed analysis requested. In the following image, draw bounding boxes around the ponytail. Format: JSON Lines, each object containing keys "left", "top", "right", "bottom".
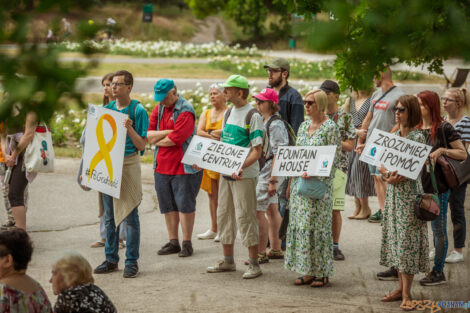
{"left": 461, "top": 88, "right": 470, "bottom": 114}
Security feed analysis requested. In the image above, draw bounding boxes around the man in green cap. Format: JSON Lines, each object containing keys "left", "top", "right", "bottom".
{"left": 206, "top": 74, "right": 264, "bottom": 279}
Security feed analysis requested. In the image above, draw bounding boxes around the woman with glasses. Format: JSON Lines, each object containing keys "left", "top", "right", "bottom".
{"left": 196, "top": 83, "right": 227, "bottom": 242}
{"left": 416, "top": 91, "right": 466, "bottom": 286}
{"left": 284, "top": 89, "right": 340, "bottom": 288}
{"left": 77, "top": 73, "right": 127, "bottom": 249}
{"left": 378, "top": 95, "right": 428, "bottom": 311}
{"left": 441, "top": 88, "right": 470, "bottom": 264}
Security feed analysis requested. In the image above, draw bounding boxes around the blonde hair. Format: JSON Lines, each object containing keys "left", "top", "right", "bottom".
{"left": 446, "top": 87, "right": 470, "bottom": 114}
{"left": 304, "top": 89, "right": 328, "bottom": 111}
{"left": 54, "top": 252, "right": 94, "bottom": 288}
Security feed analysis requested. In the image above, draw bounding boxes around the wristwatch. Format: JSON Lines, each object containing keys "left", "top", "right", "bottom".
{"left": 384, "top": 171, "right": 391, "bottom": 179}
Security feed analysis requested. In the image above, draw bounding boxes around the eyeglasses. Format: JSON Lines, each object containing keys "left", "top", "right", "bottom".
{"left": 303, "top": 100, "right": 315, "bottom": 106}
{"left": 441, "top": 97, "right": 456, "bottom": 103}
{"left": 111, "top": 82, "right": 129, "bottom": 87}
{"left": 393, "top": 106, "right": 406, "bottom": 113}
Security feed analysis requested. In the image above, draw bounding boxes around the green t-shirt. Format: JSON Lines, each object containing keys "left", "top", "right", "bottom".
{"left": 221, "top": 103, "right": 263, "bottom": 178}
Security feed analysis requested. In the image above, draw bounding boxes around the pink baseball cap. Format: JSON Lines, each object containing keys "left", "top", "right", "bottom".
{"left": 253, "top": 88, "right": 279, "bottom": 104}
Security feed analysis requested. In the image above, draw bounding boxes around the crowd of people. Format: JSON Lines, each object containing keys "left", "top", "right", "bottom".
{"left": 0, "top": 59, "right": 468, "bottom": 311}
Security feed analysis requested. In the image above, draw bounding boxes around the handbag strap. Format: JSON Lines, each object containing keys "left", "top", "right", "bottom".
{"left": 372, "top": 86, "right": 396, "bottom": 109}
{"left": 414, "top": 157, "right": 439, "bottom": 195}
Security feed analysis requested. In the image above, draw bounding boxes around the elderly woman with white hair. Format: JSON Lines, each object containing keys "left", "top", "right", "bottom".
{"left": 50, "top": 252, "right": 116, "bottom": 313}
{"left": 196, "top": 83, "right": 228, "bottom": 241}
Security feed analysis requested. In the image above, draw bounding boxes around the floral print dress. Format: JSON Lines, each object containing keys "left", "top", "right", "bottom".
{"left": 380, "top": 129, "right": 429, "bottom": 275}
{"left": 0, "top": 282, "right": 53, "bottom": 313}
{"left": 284, "top": 119, "right": 341, "bottom": 277}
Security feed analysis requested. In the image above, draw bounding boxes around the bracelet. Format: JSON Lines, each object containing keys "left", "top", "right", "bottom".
{"left": 445, "top": 148, "right": 448, "bottom": 156}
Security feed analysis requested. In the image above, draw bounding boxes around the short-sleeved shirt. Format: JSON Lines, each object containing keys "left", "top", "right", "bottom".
{"left": 0, "top": 282, "right": 53, "bottom": 313}
{"left": 326, "top": 107, "right": 356, "bottom": 173}
{"left": 221, "top": 103, "right": 264, "bottom": 178}
{"left": 420, "top": 121, "right": 461, "bottom": 193}
{"left": 148, "top": 105, "right": 195, "bottom": 175}
{"left": 54, "top": 284, "right": 116, "bottom": 313}
{"left": 367, "top": 86, "right": 405, "bottom": 139}
{"left": 259, "top": 116, "right": 289, "bottom": 181}
{"left": 452, "top": 115, "right": 470, "bottom": 143}
{"left": 106, "top": 100, "right": 149, "bottom": 156}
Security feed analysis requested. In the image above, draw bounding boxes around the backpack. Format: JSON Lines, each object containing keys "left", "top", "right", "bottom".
{"left": 106, "top": 100, "right": 144, "bottom": 156}
{"left": 259, "top": 114, "right": 296, "bottom": 169}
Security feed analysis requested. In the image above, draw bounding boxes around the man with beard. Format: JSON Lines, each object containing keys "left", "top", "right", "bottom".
{"left": 264, "top": 58, "right": 304, "bottom": 135}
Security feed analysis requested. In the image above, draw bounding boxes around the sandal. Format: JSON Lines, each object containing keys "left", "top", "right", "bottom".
{"left": 294, "top": 276, "right": 315, "bottom": 285}
{"left": 90, "top": 240, "right": 105, "bottom": 248}
{"left": 310, "top": 277, "right": 329, "bottom": 288}
{"left": 381, "top": 290, "right": 403, "bottom": 302}
{"left": 119, "top": 241, "right": 126, "bottom": 249}
{"left": 400, "top": 297, "right": 415, "bottom": 311}
{"left": 267, "top": 249, "right": 284, "bottom": 259}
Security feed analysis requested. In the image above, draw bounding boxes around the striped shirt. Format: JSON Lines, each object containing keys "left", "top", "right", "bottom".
{"left": 453, "top": 116, "right": 470, "bottom": 143}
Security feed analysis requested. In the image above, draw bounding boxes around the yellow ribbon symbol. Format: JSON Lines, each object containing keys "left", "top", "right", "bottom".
{"left": 88, "top": 114, "right": 117, "bottom": 185}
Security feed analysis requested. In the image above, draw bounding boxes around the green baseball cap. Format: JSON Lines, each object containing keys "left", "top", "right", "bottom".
{"left": 263, "top": 58, "right": 290, "bottom": 71}
{"left": 222, "top": 75, "right": 249, "bottom": 89}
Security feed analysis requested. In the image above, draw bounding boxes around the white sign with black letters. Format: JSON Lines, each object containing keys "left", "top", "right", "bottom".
{"left": 360, "top": 129, "right": 432, "bottom": 180}
{"left": 182, "top": 135, "right": 250, "bottom": 176}
{"left": 271, "top": 146, "right": 337, "bottom": 177}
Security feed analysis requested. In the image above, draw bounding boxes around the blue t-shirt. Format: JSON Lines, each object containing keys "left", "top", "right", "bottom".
{"left": 106, "top": 100, "right": 149, "bottom": 156}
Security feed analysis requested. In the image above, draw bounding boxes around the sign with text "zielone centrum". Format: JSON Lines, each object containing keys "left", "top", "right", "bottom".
{"left": 82, "top": 104, "right": 127, "bottom": 198}
{"left": 182, "top": 135, "right": 250, "bottom": 176}
{"left": 359, "top": 128, "right": 432, "bottom": 180}
{"left": 271, "top": 146, "right": 337, "bottom": 177}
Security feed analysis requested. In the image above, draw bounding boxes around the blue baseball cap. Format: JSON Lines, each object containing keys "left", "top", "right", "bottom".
{"left": 154, "top": 79, "right": 175, "bottom": 101}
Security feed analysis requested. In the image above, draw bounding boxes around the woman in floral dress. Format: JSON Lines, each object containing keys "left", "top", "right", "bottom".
{"left": 284, "top": 89, "right": 340, "bottom": 287}
{"left": 377, "top": 95, "right": 429, "bottom": 311}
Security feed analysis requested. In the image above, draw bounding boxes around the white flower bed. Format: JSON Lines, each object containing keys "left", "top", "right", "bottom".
{"left": 59, "top": 39, "right": 260, "bottom": 58}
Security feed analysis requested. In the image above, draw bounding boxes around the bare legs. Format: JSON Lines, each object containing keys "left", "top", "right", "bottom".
{"left": 222, "top": 244, "right": 257, "bottom": 259}
{"left": 332, "top": 210, "right": 342, "bottom": 243}
{"left": 373, "top": 176, "right": 386, "bottom": 212}
{"left": 257, "top": 203, "right": 282, "bottom": 254}
{"left": 209, "top": 179, "right": 219, "bottom": 233}
{"left": 164, "top": 211, "right": 195, "bottom": 241}
{"left": 11, "top": 206, "right": 26, "bottom": 230}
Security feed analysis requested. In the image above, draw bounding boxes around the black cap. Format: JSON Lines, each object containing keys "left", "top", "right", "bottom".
{"left": 320, "top": 80, "right": 340, "bottom": 94}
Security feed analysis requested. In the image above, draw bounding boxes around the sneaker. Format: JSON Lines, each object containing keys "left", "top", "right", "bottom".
{"left": 333, "top": 247, "right": 345, "bottom": 261}
{"left": 178, "top": 242, "right": 193, "bottom": 257}
{"left": 214, "top": 234, "right": 220, "bottom": 242}
{"left": 420, "top": 270, "right": 447, "bottom": 286}
{"left": 0, "top": 220, "right": 15, "bottom": 231}
{"left": 429, "top": 248, "right": 435, "bottom": 259}
{"left": 157, "top": 242, "right": 181, "bottom": 255}
{"left": 207, "top": 260, "right": 236, "bottom": 273}
{"left": 197, "top": 229, "right": 217, "bottom": 240}
{"left": 94, "top": 260, "right": 118, "bottom": 274}
{"left": 244, "top": 253, "right": 269, "bottom": 265}
{"left": 377, "top": 267, "right": 398, "bottom": 281}
{"left": 368, "top": 210, "right": 382, "bottom": 223}
{"left": 123, "top": 264, "right": 139, "bottom": 278}
{"left": 445, "top": 250, "right": 464, "bottom": 263}
{"left": 242, "top": 263, "right": 262, "bottom": 279}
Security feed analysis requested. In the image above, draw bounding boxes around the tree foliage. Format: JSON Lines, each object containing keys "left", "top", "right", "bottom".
{"left": 0, "top": 0, "right": 100, "bottom": 129}
{"left": 288, "top": 0, "right": 470, "bottom": 90}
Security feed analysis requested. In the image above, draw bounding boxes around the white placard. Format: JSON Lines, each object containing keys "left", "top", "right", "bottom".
{"left": 81, "top": 104, "right": 127, "bottom": 198}
{"left": 181, "top": 135, "right": 250, "bottom": 176}
{"left": 359, "top": 128, "right": 432, "bottom": 180}
{"left": 271, "top": 146, "right": 337, "bottom": 177}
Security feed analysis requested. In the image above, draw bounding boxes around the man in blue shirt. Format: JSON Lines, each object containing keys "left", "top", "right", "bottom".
{"left": 93, "top": 70, "right": 149, "bottom": 278}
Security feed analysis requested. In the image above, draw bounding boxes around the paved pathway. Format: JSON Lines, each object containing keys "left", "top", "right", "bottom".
{"left": 13, "top": 158, "right": 470, "bottom": 312}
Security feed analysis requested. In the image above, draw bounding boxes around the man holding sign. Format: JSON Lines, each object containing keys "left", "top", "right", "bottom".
{"left": 147, "top": 79, "right": 202, "bottom": 258}
{"left": 206, "top": 75, "right": 264, "bottom": 279}
{"left": 93, "top": 70, "right": 149, "bottom": 279}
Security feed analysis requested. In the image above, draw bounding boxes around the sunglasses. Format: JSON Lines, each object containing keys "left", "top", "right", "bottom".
{"left": 303, "top": 100, "right": 315, "bottom": 106}
{"left": 393, "top": 106, "right": 406, "bottom": 113}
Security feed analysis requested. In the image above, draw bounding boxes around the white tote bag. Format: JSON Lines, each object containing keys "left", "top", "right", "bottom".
{"left": 24, "top": 125, "right": 55, "bottom": 173}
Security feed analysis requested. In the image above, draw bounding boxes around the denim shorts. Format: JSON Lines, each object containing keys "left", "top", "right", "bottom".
{"left": 154, "top": 171, "right": 203, "bottom": 214}
{"left": 368, "top": 164, "right": 380, "bottom": 176}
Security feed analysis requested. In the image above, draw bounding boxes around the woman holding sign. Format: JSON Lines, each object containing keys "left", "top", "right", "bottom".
{"left": 378, "top": 95, "right": 428, "bottom": 311}
{"left": 417, "top": 90, "right": 466, "bottom": 286}
{"left": 196, "top": 83, "right": 227, "bottom": 241}
{"left": 285, "top": 89, "right": 340, "bottom": 288}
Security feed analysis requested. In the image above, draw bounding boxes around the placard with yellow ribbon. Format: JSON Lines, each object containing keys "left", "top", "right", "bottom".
{"left": 81, "top": 104, "right": 127, "bottom": 198}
